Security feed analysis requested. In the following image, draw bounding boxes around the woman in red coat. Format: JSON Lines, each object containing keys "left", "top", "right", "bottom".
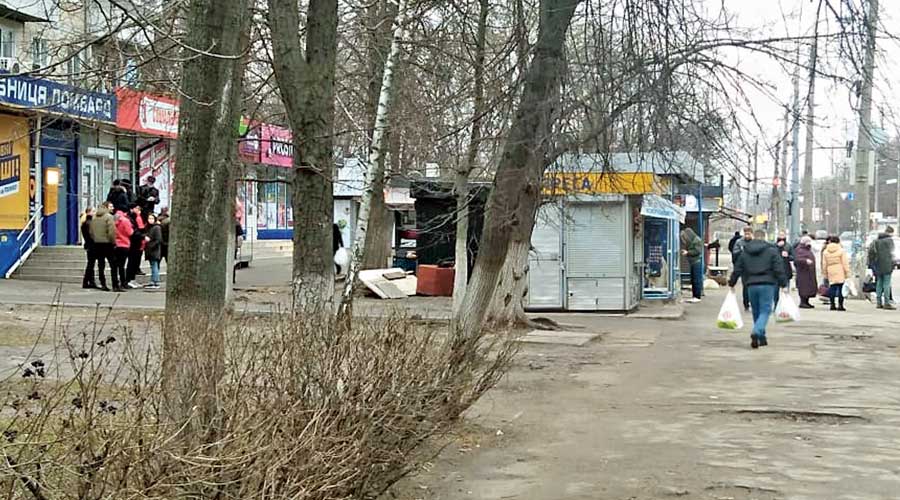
{"left": 794, "top": 236, "right": 818, "bottom": 309}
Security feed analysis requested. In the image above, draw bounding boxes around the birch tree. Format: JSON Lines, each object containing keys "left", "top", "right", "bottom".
{"left": 452, "top": 0, "right": 490, "bottom": 317}
{"left": 338, "top": 0, "right": 409, "bottom": 318}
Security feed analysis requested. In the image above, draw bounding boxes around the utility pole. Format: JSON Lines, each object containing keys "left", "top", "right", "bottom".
{"left": 790, "top": 63, "right": 801, "bottom": 240}
{"left": 777, "top": 109, "right": 790, "bottom": 232}
{"left": 753, "top": 141, "right": 759, "bottom": 222}
{"left": 853, "top": 0, "right": 878, "bottom": 292}
{"left": 772, "top": 139, "right": 781, "bottom": 235}
{"left": 802, "top": 35, "right": 819, "bottom": 232}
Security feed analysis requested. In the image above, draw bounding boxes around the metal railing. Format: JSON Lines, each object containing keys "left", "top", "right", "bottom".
{"left": 4, "top": 206, "right": 42, "bottom": 279}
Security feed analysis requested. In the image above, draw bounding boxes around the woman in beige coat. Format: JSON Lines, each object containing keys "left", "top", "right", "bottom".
{"left": 821, "top": 236, "right": 850, "bottom": 311}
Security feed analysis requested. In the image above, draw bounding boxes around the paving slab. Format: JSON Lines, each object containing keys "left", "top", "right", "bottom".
{"left": 517, "top": 330, "right": 600, "bottom": 346}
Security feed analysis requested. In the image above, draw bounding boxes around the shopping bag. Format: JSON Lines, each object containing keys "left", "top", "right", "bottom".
{"left": 842, "top": 281, "right": 857, "bottom": 298}
{"left": 774, "top": 291, "right": 800, "bottom": 323}
{"left": 716, "top": 291, "right": 744, "bottom": 330}
{"left": 334, "top": 247, "right": 350, "bottom": 268}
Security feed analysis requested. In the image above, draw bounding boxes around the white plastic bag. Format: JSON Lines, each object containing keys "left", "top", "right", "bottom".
{"left": 717, "top": 291, "right": 744, "bottom": 330}
{"left": 842, "top": 281, "right": 857, "bottom": 298}
{"left": 334, "top": 247, "right": 350, "bottom": 268}
{"left": 774, "top": 291, "right": 800, "bottom": 323}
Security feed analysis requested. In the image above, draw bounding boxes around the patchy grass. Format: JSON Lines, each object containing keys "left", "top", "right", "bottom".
{"left": 0, "top": 321, "right": 52, "bottom": 348}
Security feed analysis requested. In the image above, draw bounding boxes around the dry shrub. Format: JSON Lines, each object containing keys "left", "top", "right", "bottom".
{"left": 1, "top": 306, "right": 514, "bottom": 499}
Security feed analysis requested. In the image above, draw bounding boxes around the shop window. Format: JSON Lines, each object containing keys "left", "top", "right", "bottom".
{"left": 256, "top": 180, "right": 292, "bottom": 233}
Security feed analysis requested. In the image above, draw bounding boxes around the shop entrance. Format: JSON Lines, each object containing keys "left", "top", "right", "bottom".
{"left": 41, "top": 149, "right": 77, "bottom": 246}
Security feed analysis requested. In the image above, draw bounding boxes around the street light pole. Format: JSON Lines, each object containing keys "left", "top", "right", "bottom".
{"left": 790, "top": 65, "right": 801, "bottom": 240}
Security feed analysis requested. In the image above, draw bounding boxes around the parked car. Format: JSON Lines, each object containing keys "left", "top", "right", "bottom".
{"left": 815, "top": 230, "right": 828, "bottom": 240}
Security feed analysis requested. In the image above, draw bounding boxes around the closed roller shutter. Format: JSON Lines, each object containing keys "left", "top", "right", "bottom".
{"left": 565, "top": 202, "right": 626, "bottom": 278}
{"left": 527, "top": 203, "right": 563, "bottom": 308}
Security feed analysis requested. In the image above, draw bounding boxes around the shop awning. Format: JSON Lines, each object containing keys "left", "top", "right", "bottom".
{"left": 641, "top": 194, "right": 685, "bottom": 223}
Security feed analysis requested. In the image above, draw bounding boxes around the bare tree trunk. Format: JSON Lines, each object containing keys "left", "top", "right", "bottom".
{"left": 457, "top": 0, "right": 579, "bottom": 337}
{"left": 163, "top": 0, "right": 248, "bottom": 429}
{"left": 268, "top": 0, "right": 340, "bottom": 310}
{"left": 360, "top": 0, "right": 397, "bottom": 271}
{"left": 338, "top": 0, "right": 408, "bottom": 319}
{"left": 452, "top": 0, "right": 489, "bottom": 317}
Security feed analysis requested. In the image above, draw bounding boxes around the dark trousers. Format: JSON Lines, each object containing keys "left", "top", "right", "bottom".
{"left": 94, "top": 243, "right": 114, "bottom": 289}
{"left": 126, "top": 246, "right": 142, "bottom": 283}
{"left": 113, "top": 247, "right": 129, "bottom": 288}
{"left": 690, "top": 261, "right": 703, "bottom": 299}
{"left": 829, "top": 283, "right": 845, "bottom": 309}
{"left": 82, "top": 247, "right": 96, "bottom": 287}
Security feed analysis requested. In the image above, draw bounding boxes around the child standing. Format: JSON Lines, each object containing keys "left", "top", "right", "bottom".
{"left": 144, "top": 214, "right": 163, "bottom": 289}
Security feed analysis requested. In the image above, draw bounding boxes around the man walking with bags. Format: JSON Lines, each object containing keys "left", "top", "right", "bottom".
{"left": 729, "top": 229, "right": 788, "bottom": 349}
{"left": 868, "top": 226, "right": 896, "bottom": 310}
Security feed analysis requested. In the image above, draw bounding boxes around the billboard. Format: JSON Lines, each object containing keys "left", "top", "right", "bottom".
{"left": 116, "top": 89, "right": 179, "bottom": 138}
{"left": 0, "top": 116, "right": 32, "bottom": 229}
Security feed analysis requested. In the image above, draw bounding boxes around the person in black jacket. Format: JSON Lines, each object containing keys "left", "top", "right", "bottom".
{"left": 80, "top": 208, "right": 97, "bottom": 289}
{"left": 106, "top": 179, "right": 130, "bottom": 213}
{"left": 727, "top": 231, "right": 741, "bottom": 254}
{"left": 137, "top": 176, "right": 160, "bottom": 224}
{"left": 333, "top": 223, "right": 345, "bottom": 274}
{"left": 144, "top": 214, "right": 163, "bottom": 289}
{"left": 729, "top": 229, "right": 788, "bottom": 349}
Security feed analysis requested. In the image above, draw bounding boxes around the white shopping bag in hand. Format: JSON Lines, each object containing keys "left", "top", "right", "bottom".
{"left": 774, "top": 290, "right": 800, "bottom": 323}
{"left": 717, "top": 291, "right": 744, "bottom": 330}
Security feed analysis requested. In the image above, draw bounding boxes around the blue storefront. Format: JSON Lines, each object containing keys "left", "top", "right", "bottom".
{"left": 0, "top": 73, "right": 116, "bottom": 276}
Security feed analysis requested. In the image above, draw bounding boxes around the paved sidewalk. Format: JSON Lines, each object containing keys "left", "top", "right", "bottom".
{"left": 398, "top": 288, "right": 900, "bottom": 500}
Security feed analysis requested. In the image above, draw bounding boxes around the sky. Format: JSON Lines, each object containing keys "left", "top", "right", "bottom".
{"left": 716, "top": 0, "right": 900, "bottom": 187}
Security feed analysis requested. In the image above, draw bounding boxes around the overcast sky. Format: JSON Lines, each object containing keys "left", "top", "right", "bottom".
{"left": 721, "top": 0, "right": 900, "bottom": 186}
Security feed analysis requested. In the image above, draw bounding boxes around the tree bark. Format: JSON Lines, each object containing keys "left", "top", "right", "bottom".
{"left": 163, "top": 0, "right": 248, "bottom": 429}
{"left": 360, "top": 0, "right": 397, "bottom": 271}
{"left": 457, "top": 0, "right": 580, "bottom": 337}
{"left": 452, "top": 0, "right": 489, "bottom": 317}
{"left": 268, "top": 0, "right": 340, "bottom": 310}
{"left": 338, "top": 0, "right": 408, "bottom": 318}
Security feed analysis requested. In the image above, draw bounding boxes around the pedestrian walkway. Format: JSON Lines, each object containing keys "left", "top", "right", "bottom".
{"left": 399, "top": 288, "right": 900, "bottom": 500}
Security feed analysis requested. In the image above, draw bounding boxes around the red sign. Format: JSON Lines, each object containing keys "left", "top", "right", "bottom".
{"left": 260, "top": 124, "right": 293, "bottom": 167}
{"left": 116, "top": 89, "right": 179, "bottom": 138}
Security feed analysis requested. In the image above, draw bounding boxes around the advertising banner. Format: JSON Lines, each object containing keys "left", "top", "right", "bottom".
{"left": 138, "top": 141, "right": 174, "bottom": 211}
{"left": 116, "top": 89, "right": 179, "bottom": 138}
{"left": 260, "top": 124, "right": 293, "bottom": 167}
{"left": 0, "top": 73, "right": 116, "bottom": 123}
{"left": 0, "top": 116, "right": 32, "bottom": 229}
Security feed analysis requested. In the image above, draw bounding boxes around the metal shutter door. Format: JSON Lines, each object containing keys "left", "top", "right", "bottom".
{"left": 565, "top": 202, "right": 626, "bottom": 277}
{"left": 527, "top": 203, "right": 563, "bottom": 308}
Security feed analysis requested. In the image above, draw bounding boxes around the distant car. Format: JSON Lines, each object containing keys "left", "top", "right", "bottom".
{"left": 815, "top": 230, "right": 828, "bottom": 240}
{"left": 839, "top": 231, "right": 855, "bottom": 242}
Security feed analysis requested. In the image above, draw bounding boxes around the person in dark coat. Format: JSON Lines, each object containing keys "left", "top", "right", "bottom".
{"left": 732, "top": 226, "right": 754, "bottom": 310}
{"left": 793, "top": 236, "right": 818, "bottom": 309}
{"left": 136, "top": 176, "right": 160, "bottom": 223}
{"left": 158, "top": 208, "right": 170, "bottom": 262}
{"left": 333, "top": 223, "right": 345, "bottom": 274}
{"left": 868, "top": 226, "right": 896, "bottom": 309}
{"left": 89, "top": 202, "right": 117, "bottom": 291}
{"left": 774, "top": 235, "right": 794, "bottom": 307}
{"left": 106, "top": 179, "right": 130, "bottom": 213}
{"left": 728, "top": 231, "right": 741, "bottom": 254}
{"left": 144, "top": 214, "right": 163, "bottom": 289}
{"left": 80, "top": 208, "right": 97, "bottom": 289}
{"left": 729, "top": 230, "right": 789, "bottom": 349}
{"left": 681, "top": 227, "right": 704, "bottom": 303}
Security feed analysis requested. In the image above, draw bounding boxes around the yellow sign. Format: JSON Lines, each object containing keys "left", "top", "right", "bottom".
{"left": 0, "top": 116, "right": 31, "bottom": 229}
{"left": 543, "top": 172, "right": 660, "bottom": 195}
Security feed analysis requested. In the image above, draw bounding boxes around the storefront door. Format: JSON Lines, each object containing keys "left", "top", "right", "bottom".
{"left": 41, "top": 149, "right": 77, "bottom": 246}
{"left": 81, "top": 157, "right": 98, "bottom": 215}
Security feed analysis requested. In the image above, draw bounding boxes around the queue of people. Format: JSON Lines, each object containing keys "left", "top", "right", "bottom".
{"left": 79, "top": 177, "right": 168, "bottom": 292}
{"left": 727, "top": 226, "right": 896, "bottom": 315}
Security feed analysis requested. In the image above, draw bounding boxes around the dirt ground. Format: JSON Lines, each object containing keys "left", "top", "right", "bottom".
{"left": 388, "top": 289, "right": 900, "bottom": 500}
{"left": 4, "top": 288, "right": 900, "bottom": 500}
